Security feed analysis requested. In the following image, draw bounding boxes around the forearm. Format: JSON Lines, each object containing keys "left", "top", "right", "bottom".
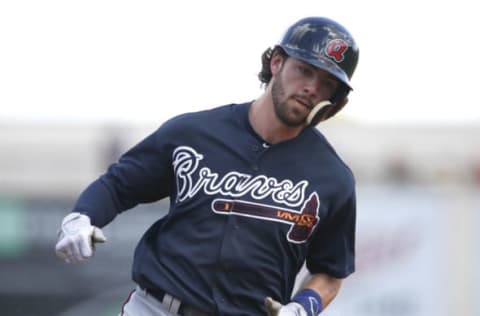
{"left": 264, "top": 273, "right": 342, "bottom": 316}
{"left": 302, "top": 273, "right": 342, "bottom": 310}
{"left": 74, "top": 178, "right": 124, "bottom": 227}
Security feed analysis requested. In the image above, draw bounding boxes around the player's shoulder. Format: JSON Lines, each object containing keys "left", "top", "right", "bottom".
{"left": 308, "top": 127, "right": 355, "bottom": 180}
{"left": 162, "top": 102, "right": 250, "bottom": 129}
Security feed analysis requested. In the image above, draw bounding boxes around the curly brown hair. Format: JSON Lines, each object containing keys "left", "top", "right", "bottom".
{"left": 257, "top": 46, "right": 287, "bottom": 85}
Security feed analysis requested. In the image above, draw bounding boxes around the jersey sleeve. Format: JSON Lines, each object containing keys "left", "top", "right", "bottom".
{"left": 305, "top": 190, "right": 356, "bottom": 278}
{"left": 73, "top": 123, "right": 176, "bottom": 227}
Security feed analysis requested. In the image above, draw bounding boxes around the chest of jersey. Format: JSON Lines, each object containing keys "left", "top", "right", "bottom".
{"left": 169, "top": 125, "right": 345, "bottom": 247}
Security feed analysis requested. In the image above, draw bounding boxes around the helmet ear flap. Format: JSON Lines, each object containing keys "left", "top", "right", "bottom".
{"left": 308, "top": 100, "right": 347, "bottom": 125}
{"left": 307, "top": 101, "right": 333, "bottom": 125}
{"left": 308, "top": 85, "right": 350, "bottom": 125}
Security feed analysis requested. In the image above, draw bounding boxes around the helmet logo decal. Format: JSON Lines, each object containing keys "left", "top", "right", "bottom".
{"left": 325, "top": 39, "right": 348, "bottom": 63}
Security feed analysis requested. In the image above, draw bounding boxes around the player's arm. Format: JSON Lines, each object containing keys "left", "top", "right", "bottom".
{"left": 55, "top": 125, "right": 175, "bottom": 263}
{"left": 265, "top": 190, "right": 356, "bottom": 316}
{"left": 302, "top": 273, "right": 342, "bottom": 310}
{"left": 264, "top": 273, "right": 341, "bottom": 316}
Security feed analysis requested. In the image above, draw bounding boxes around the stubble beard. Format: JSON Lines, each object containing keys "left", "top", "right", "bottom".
{"left": 271, "top": 76, "right": 309, "bottom": 127}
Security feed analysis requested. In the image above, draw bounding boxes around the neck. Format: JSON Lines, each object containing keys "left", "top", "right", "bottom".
{"left": 249, "top": 91, "right": 305, "bottom": 144}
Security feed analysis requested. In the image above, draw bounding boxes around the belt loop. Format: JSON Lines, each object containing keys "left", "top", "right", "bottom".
{"left": 136, "top": 285, "right": 147, "bottom": 297}
{"left": 162, "top": 293, "right": 173, "bottom": 308}
{"left": 170, "top": 297, "right": 182, "bottom": 314}
{"left": 162, "top": 293, "right": 181, "bottom": 314}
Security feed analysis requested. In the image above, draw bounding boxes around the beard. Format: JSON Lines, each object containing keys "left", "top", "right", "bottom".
{"left": 271, "top": 76, "right": 310, "bottom": 127}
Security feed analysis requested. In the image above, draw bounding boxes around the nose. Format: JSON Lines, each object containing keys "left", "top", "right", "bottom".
{"left": 302, "top": 77, "right": 320, "bottom": 100}
{"left": 304, "top": 74, "right": 337, "bottom": 103}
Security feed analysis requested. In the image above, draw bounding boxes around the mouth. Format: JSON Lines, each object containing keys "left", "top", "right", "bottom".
{"left": 293, "top": 96, "right": 313, "bottom": 110}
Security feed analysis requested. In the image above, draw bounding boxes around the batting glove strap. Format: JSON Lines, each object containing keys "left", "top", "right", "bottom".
{"left": 291, "top": 289, "right": 323, "bottom": 316}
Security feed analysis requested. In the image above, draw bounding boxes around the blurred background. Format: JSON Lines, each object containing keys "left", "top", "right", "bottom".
{"left": 1, "top": 1, "right": 479, "bottom": 316}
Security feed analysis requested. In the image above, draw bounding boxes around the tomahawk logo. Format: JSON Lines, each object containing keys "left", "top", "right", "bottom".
{"left": 212, "top": 192, "right": 320, "bottom": 243}
{"left": 173, "top": 146, "right": 321, "bottom": 243}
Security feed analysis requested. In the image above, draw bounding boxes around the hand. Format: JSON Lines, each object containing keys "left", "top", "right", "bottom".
{"left": 264, "top": 297, "right": 307, "bottom": 316}
{"left": 55, "top": 212, "right": 106, "bottom": 263}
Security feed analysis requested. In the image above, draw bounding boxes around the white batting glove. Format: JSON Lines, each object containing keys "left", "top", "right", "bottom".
{"left": 55, "top": 212, "right": 106, "bottom": 263}
{"left": 265, "top": 297, "right": 307, "bottom": 316}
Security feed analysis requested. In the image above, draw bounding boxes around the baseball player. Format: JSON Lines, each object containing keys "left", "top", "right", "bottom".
{"left": 55, "top": 16, "right": 359, "bottom": 316}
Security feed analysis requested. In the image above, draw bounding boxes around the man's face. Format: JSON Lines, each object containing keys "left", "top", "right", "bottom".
{"left": 271, "top": 54, "right": 339, "bottom": 127}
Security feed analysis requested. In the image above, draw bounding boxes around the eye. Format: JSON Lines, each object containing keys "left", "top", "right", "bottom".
{"left": 321, "top": 79, "right": 338, "bottom": 91}
{"left": 296, "top": 65, "right": 314, "bottom": 78}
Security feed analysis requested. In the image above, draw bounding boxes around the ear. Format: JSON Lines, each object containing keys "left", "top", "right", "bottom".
{"left": 270, "top": 50, "right": 284, "bottom": 75}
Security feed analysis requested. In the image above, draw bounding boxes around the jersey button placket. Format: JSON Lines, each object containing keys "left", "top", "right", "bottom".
{"left": 251, "top": 143, "right": 266, "bottom": 172}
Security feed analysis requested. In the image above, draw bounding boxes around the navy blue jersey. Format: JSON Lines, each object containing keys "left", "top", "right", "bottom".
{"left": 74, "top": 102, "right": 356, "bottom": 316}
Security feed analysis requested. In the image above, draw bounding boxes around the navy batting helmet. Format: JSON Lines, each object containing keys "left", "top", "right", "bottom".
{"left": 278, "top": 16, "right": 359, "bottom": 92}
